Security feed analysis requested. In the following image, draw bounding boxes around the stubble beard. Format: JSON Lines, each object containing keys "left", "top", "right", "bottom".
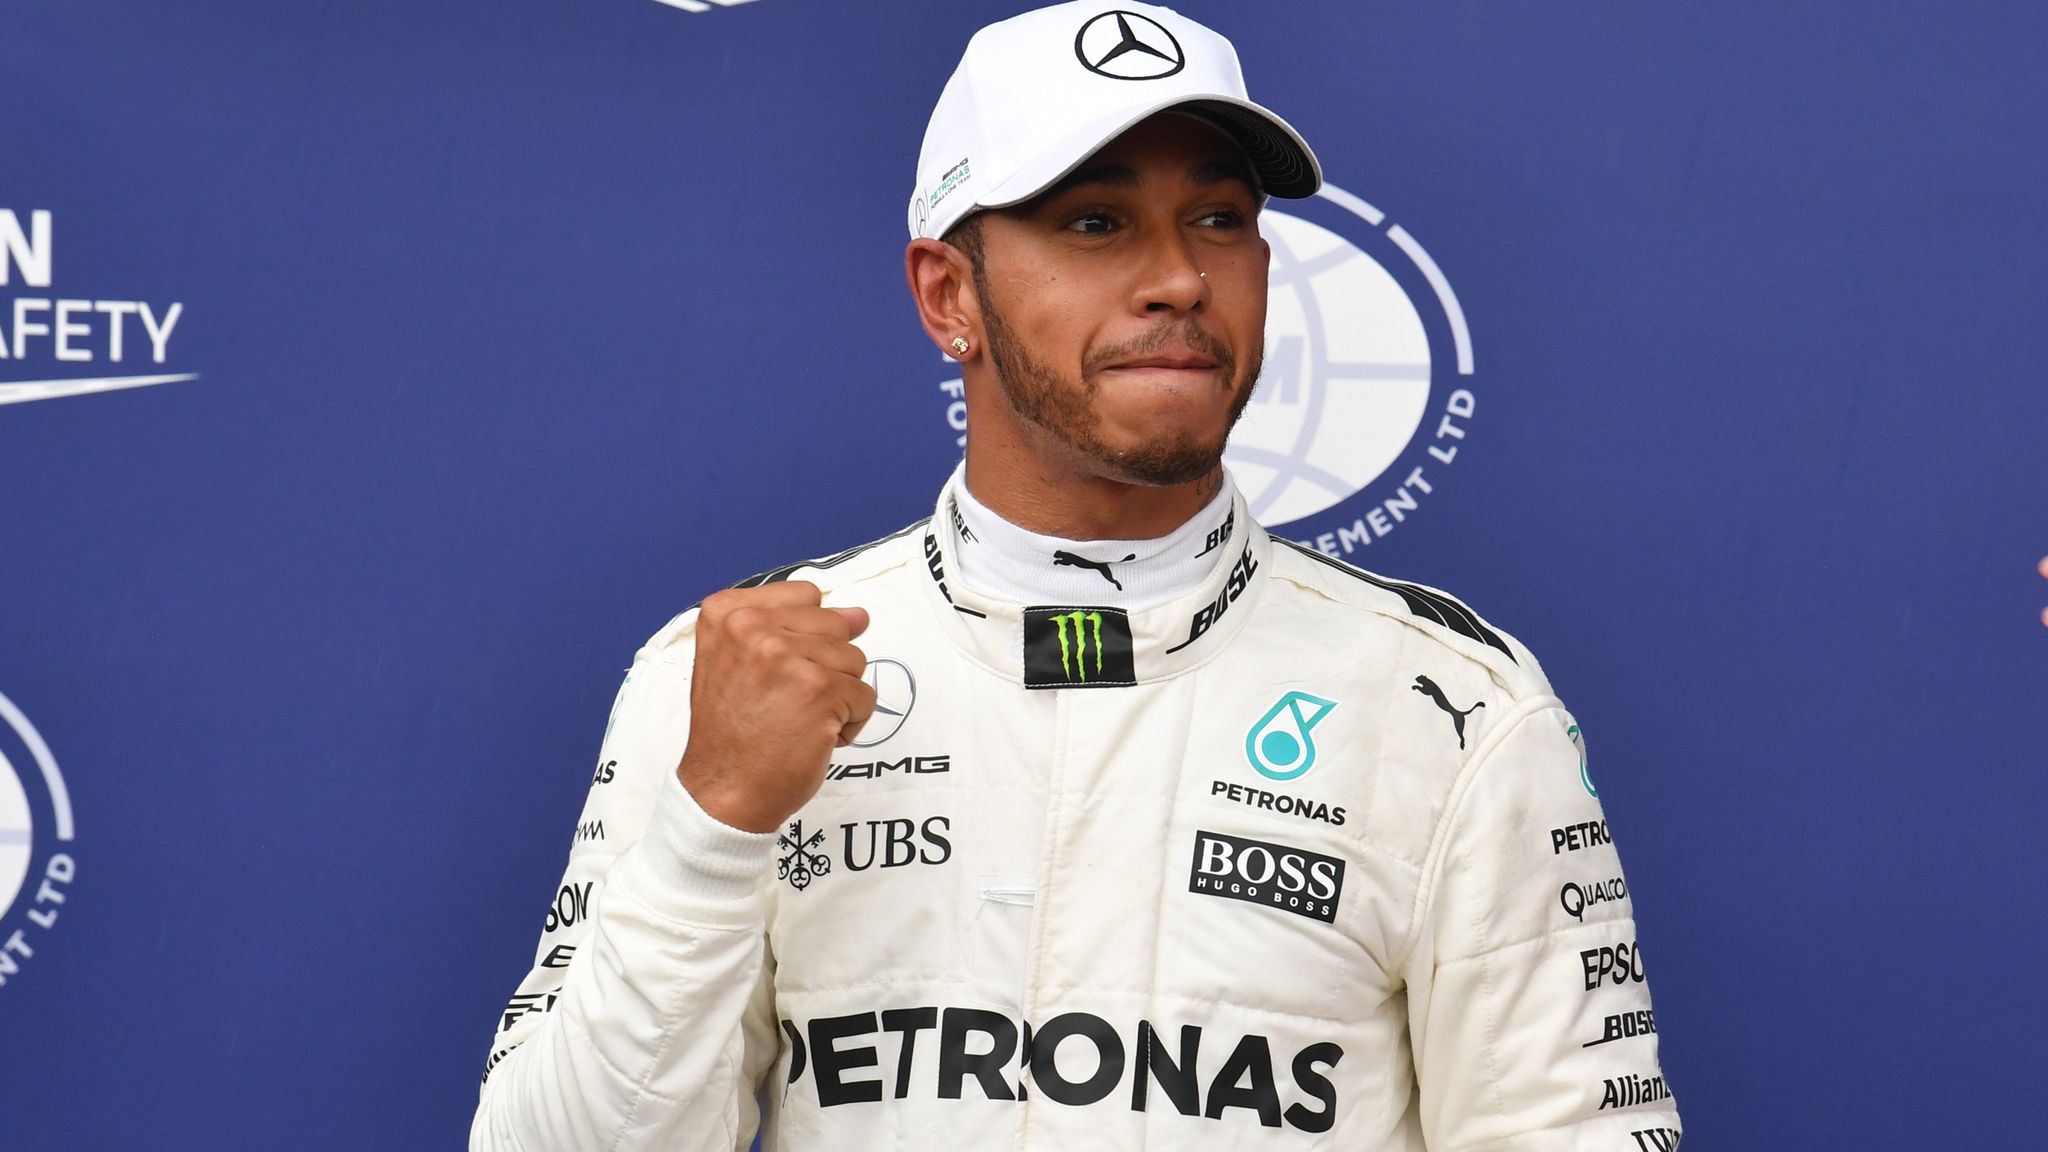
{"left": 978, "top": 287, "right": 1262, "bottom": 488}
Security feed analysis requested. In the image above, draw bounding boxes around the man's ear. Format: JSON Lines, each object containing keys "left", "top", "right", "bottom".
{"left": 905, "top": 238, "right": 981, "bottom": 362}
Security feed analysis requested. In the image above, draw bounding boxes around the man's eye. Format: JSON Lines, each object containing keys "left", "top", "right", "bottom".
{"left": 1065, "top": 213, "right": 1115, "bottom": 234}
{"left": 1197, "top": 209, "right": 1246, "bottom": 229}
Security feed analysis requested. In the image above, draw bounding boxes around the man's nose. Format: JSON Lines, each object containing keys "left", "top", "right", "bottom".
{"left": 1136, "top": 233, "right": 1210, "bottom": 314}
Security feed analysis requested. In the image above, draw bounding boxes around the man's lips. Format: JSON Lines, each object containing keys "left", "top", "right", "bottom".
{"left": 1103, "top": 355, "right": 1220, "bottom": 371}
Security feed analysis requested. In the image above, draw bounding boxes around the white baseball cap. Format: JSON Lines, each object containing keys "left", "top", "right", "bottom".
{"left": 908, "top": 2, "right": 1322, "bottom": 240}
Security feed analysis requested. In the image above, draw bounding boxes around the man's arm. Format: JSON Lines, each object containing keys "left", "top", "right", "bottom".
{"left": 470, "top": 583, "right": 876, "bottom": 1151}
{"left": 1401, "top": 698, "right": 1683, "bottom": 1151}
{"left": 469, "top": 637, "right": 782, "bottom": 1152}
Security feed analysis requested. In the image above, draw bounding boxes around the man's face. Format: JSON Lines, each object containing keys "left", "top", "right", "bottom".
{"left": 970, "top": 113, "right": 1269, "bottom": 487}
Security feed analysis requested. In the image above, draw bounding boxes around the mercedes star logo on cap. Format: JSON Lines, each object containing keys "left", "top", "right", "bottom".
{"left": 1074, "top": 10, "right": 1186, "bottom": 80}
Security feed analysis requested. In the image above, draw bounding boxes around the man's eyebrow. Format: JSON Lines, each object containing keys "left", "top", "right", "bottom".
{"left": 1036, "top": 163, "right": 1141, "bottom": 202}
{"left": 1190, "top": 158, "right": 1260, "bottom": 197}
{"left": 1034, "top": 158, "right": 1261, "bottom": 205}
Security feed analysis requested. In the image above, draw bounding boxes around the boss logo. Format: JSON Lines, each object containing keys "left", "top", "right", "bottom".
{"left": 1187, "top": 830, "right": 1344, "bottom": 923}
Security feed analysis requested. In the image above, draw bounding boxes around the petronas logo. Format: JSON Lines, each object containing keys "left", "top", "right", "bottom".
{"left": 1053, "top": 610, "right": 1105, "bottom": 680}
{"left": 1244, "top": 691, "right": 1338, "bottom": 781}
{"left": 1569, "top": 723, "right": 1595, "bottom": 796}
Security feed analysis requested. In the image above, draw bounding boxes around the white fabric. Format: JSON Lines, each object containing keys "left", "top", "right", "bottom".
{"left": 471, "top": 475, "right": 1682, "bottom": 1151}
{"left": 947, "top": 463, "right": 1233, "bottom": 610}
{"left": 908, "top": 0, "right": 1321, "bottom": 240}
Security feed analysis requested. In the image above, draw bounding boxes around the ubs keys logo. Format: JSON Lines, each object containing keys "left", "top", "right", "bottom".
{"left": 0, "top": 690, "right": 78, "bottom": 989}
{"left": 776, "top": 816, "right": 953, "bottom": 892}
{"left": 1244, "top": 691, "right": 1337, "bottom": 781}
{"left": 778, "top": 821, "right": 831, "bottom": 892}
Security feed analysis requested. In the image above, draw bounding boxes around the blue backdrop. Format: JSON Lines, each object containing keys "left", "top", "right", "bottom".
{"left": 2, "top": 1, "right": 2043, "bottom": 1147}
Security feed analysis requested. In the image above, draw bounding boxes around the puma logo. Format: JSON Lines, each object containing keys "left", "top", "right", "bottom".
{"left": 1412, "top": 674, "right": 1484, "bottom": 749}
{"left": 1052, "top": 549, "right": 1136, "bottom": 591}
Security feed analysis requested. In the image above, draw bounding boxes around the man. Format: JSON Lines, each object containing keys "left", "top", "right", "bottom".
{"left": 472, "top": 4, "right": 1681, "bottom": 1149}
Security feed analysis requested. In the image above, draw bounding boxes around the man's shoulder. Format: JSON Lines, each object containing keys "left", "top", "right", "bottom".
{"left": 636, "top": 516, "right": 932, "bottom": 656}
{"left": 727, "top": 516, "right": 932, "bottom": 596}
{"left": 1260, "top": 535, "right": 1554, "bottom": 702}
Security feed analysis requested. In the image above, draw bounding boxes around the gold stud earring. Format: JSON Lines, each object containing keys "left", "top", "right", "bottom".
{"left": 950, "top": 336, "right": 971, "bottom": 356}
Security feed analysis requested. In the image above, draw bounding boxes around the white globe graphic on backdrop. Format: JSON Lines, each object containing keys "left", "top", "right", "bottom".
{"left": 1224, "top": 207, "right": 1432, "bottom": 526}
{"left": 0, "top": 745, "right": 32, "bottom": 917}
{"left": 0, "top": 690, "right": 77, "bottom": 986}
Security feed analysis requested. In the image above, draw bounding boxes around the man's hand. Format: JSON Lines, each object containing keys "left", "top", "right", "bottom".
{"left": 677, "top": 582, "right": 876, "bottom": 833}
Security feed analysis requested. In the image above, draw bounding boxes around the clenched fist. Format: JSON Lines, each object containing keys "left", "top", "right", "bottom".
{"left": 677, "top": 581, "right": 876, "bottom": 833}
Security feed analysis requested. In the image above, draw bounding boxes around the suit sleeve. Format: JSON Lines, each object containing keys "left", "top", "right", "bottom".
{"left": 1401, "top": 698, "right": 1683, "bottom": 1151}
{"left": 469, "top": 625, "right": 784, "bottom": 1152}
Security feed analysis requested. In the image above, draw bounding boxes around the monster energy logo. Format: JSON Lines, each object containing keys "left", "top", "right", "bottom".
{"left": 1053, "top": 610, "right": 1105, "bottom": 680}
{"left": 1023, "top": 605, "right": 1135, "bottom": 689}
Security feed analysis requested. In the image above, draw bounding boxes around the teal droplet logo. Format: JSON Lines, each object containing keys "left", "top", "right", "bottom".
{"left": 1245, "top": 692, "right": 1338, "bottom": 781}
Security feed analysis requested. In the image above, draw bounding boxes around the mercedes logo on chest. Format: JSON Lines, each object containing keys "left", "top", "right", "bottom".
{"left": 850, "top": 658, "right": 916, "bottom": 747}
{"left": 1074, "top": 10, "right": 1186, "bottom": 80}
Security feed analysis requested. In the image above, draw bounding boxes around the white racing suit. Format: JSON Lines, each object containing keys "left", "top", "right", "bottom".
{"left": 471, "top": 477, "right": 1682, "bottom": 1151}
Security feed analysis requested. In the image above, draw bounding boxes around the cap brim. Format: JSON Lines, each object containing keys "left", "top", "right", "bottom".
{"left": 1173, "top": 98, "right": 1321, "bottom": 199}
{"left": 974, "top": 94, "right": 1322, "bottom": 216}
